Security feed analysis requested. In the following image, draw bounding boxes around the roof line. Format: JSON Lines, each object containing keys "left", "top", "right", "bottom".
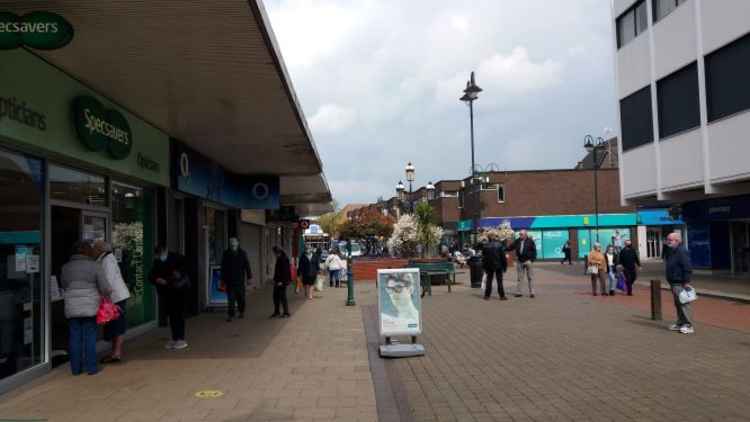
{"left": 248, "top": 0, "right": 324, "bottom": 177}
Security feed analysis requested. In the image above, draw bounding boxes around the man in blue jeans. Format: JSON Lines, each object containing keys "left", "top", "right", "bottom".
{"left": 665, "top": 232, "right": 694, "bottom": 334}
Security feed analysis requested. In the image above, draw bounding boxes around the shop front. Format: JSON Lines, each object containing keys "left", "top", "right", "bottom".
{"left": 0, "top": 49, "right": 169, "bottom": 392}
{"left": 683, "top": 196, "right": 750, "bottom": 271}
{"left": 479, "top": 213, "right": 637, "bottom": 260}
{"left": 170, "top": 140, "right": 279, "bottom": 311}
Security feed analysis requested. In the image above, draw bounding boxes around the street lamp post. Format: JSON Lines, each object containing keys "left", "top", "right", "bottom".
{"left": 405, "top": 162, "right": 415, "bottom": 213}
{"left": 426, "top": 181, "right": 435, "bottom": 201}
{"left": 460, "top": 72, "right": 482, "bottom": 179}
{"left": 346, "top": 239, "right": 356, "bottom": 306}
{"left": 584, "top": 135, "right": 606, "bottom": 243}
{"left": 396, "top": 181, "right": 405, "bottom": 217}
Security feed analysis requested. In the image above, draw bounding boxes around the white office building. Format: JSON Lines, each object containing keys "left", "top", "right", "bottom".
{"left": 612, "top": 0, "right": 750, "bottom": 272}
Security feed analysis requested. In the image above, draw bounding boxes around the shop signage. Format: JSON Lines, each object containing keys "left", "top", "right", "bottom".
{"left": 137, "top": 153, "right": 160, "bottom": 172}
{"left": 0, "top": 95, "right": 46, "bottom": 131}
{"left": 0, "top": 11, "right": 74, "bottom": 50}
{"left": 173, "top": 141, "right": 279, "bottom": 209}
{"left": 72, "top": 96, "right": 133, "bottom": 160}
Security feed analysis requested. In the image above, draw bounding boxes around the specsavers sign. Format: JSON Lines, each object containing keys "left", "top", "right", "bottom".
{"left": 0, "top": 12, "right": 74, "bottom": 50}
{"left": 73, "top": 96, "right": 132, "bottom": 160}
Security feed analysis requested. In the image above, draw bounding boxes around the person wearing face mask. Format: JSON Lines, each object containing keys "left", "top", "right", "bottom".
{"left": 149, "top": 245, "right": 189, "bottom": 350}
{"left": 221, "top": 237, "right": 252, "bottom": 322}
{"left": 270, "top": 246, "right": 291, "bottom": 318}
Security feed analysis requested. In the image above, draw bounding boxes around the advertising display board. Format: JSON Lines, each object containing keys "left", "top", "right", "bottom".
{"left": 541, "top": 230, "right": 569, "bottom": 259}
{"left": 377, "top": 268, "right": 422, "bottom": 337}
{"left": 207, "top": 265, "right": 227, "bottom": 306}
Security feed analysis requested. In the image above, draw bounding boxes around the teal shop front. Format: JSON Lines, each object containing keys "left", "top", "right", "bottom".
{"left": 0, "top": 49, "right": 169, "bottom": 392}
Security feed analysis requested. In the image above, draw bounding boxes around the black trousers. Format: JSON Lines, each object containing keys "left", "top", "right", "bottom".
{"left": 273, "top": 284, "right": 289, "bottom": 315}
{"left": 164, "top": 290, "right": 186, "bottom": 341}
{"left": 484, "top": 268, "right": 506, "bottom": 298}
{"left": 226, "top": 281, "right": 246, "bottom": 317}
{"left": 561, "top": 251, "right": 572, "bottom": 264}
{"left": 624, "top": 269, "right": 637, "bottom": 295}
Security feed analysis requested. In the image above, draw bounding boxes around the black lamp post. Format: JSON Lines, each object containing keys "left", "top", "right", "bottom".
{"left": 584, "top": 135, "right": 606, "bottom": 242}
{"left": 405, "top": 162, "right": 415, "bottom": 213}
{"left": 460, "top": 71, "right": 482, "bottom": 179}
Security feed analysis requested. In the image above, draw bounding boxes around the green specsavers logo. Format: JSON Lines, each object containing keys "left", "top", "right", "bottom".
{"left": 72, "top": 96, "right": 133, "bottom": 160}
{"left": 0, "top": 11, "right": 74, "bottom": 50}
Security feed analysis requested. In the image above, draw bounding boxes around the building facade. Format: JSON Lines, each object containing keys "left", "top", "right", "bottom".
{"left": 613, "top": 0, "right": 750, "bottom": 270}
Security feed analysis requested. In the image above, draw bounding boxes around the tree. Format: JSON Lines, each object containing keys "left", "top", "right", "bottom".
{"left": 318, "top": 210, "right": 345, "bottom": 238}
{"left": 413, "top": 202, "right": 443, "bottom": 257}
{"left": 339, "top": 208, "right": 394, "bottom": 240}
{"left": 387, "top": 214, "right": 418, "bottom": 258}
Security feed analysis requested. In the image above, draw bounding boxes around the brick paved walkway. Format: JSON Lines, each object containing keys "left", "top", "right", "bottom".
{"left": 372, "top": 266, "right": 750, "bottom": 422}
{"left": 0, "top": 285, "right": 377, "bottom": 422}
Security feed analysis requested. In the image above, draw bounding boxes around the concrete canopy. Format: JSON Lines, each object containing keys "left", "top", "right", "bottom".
{"left": 3, "top": 0, "right": 330, "bottom": 208}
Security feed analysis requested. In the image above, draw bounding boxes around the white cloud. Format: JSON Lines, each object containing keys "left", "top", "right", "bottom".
{"left": 309, "top": 104, "right": 357, "bottom": 134}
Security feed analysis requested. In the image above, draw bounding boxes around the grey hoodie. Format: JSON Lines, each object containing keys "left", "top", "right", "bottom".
{"left": 60, "top": 254, "right": 112, "bottom": 318}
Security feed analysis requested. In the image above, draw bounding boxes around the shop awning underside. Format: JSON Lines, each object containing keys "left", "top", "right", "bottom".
{"left": 4, "top": 0, "right": 331, "bottom": 208}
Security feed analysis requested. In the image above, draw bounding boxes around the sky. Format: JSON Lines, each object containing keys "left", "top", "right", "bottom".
{"left": 265, "top": 0, "right": 618, "bottom": 207}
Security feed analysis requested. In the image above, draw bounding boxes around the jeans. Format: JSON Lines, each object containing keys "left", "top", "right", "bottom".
{"left": 68, "top": 317, "right": 97, "bottom": 375}
{"left": 273, "top": 284, "right": 289, "bottom": 315}
{"left": 671, "top": 284, "right": 693, "bottom": 327}
{"left": 329, "top": 270, "right": 340, "bottom": 287}
{"left": 484, "top": 269, "right": 506, "bottom": 298}
{"left": 164, "top": 290, "right": 186, "bottom": 341}
{"left": 226, "top": 281, "right": 246, "bottom": 317}
{"left": 607, "top": 270, "right": 617, "bottom": 292}
{"left": 515, "top": 261, "right": 534, "bottom": 296}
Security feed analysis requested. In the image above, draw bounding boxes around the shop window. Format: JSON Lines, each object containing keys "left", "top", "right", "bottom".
{"left": 617, "top": 0, "right": 648, "bottom": 49}
{"left": 0, "top": 148, "right": 44, "bottom": 381}
{"left": 657, "top": 62, "right": 700, "bottom": 138}
{"left": 458, "top": 191, "right": 464, "bottom": 208}
{"left": 653, "top": 0, "right": 687, "bottom": 23}
{"left": 112, "top": 182, "right": 155, "bottom": 326}
{"left": 706, "top": 32, "right": 750, "bottom": 122}
{"left": 620, "top": 85, "right": 654, "bottom": 151}
{"left": 49, "top": 165, "right": 107, "bottom": 206}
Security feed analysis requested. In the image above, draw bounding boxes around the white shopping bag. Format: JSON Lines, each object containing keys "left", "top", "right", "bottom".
{"left": 480, "top": 273, "right": 487, "bottom": 291}
{"left": 314, "top": 275, "right": 325, "bottom": 292}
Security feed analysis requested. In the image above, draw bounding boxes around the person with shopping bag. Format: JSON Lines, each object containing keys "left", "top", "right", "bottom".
{"left": 92, "top": 240, "right": 130, "bottom": 364}
{"left": 60, "top": 241, "right": 113, "bottom": 376}
{"left": 325, "top": 250, "right": 344, "bottom": 288}
{"left": 665, "top": 232, "right": 695, "bottom": 334}
{"left": 586, "top": 243, "right": 608, "bottom": 296}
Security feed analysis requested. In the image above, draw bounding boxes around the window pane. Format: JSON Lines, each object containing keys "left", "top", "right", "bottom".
{"left": 635, "top": 1, "right": 649, "bottom": 34}
{"left": 620, "top": 85, "right": 654, "bottom": 151}
{"left": 654, "top": 0, "right": 677, "bottom": 22}
{"left": 617, "top": 10, "right": 636, "bottom": 48}
{"left": 497, "top": 186, "right": 505, "bottom": 202}
{"left": 658, "top": 62, "right": 700, "bottom": 138}
{"left": 49, "top": 165, "right": 106, "bottom": 206}
{"left": 706, "top": 32, "right": 750, "bottom": 121}
{"left": 0, "top": 149, "right": 45, "bottom": 381}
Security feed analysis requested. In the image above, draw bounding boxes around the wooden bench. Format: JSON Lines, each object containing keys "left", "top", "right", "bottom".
{"left": 408, "top": 260, "right": 456, "bottom": 297}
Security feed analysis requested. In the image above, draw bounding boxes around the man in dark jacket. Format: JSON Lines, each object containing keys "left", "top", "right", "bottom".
{"left": 221, "top": 237, "right": 252, "bottom": 322}
{"left": 149, "top": 245, "right": 188, "bottom": 350}
{"left": 481, "top": 233, "right": 508, "bottom": 300}
{"left": 270, "top": 246, "right": 291, "bottom": 318}
{"left": 510, "top": 230, "right": 537, "bottom": 298}
{"left": 618, "top": 239, "right": 641, "bottom": 296}
{"left": 664, "top": 232, "right": 694, "bottom": 334}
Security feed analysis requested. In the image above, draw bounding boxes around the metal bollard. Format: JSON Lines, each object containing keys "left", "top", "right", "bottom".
{"left": 346, "top": 242, "right": 356, "bottom": 306}
{"left": 650, "top": 280, "right": 662, "bottom": 321}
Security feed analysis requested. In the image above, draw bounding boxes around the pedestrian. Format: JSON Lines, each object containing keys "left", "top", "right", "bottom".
{"left": 93, "top": 240, "right": 130, "bottom": 364}
{"left": 618, "top": 239, "right": 641, "bottom": 296}
{"left": 561, "top": 241, "right": 572, "bottom": 265}
{"left": 665, "top": 232, "right": 694, "bottom": 334}
{"left": 220, "top": 237, "right": 252, "bottom": 322}
{"left": 270, "top": 246, "right": 291, "bottom": 318}
{"left": 325, "top": 249, "right": 343, "bottom": 288}
{"left": 511, "top": 230, "right": 537, "bottom": 298}
{"left": 586, "top": 243, "right": 608, "bottom": 296}
{"left": 60, "top": 241, "right": 112, "bottom": 376}
{"left": 481, "top": 232, "right": 508, "bottom": 300}
{"left": 297, "top": 247, "right": 317, "bottom": 300}
{"left": 605, "top": 245, "right": 619, "bottom": 296}
{"left": 149, "top": 245, "right": 189, "bottom": 350}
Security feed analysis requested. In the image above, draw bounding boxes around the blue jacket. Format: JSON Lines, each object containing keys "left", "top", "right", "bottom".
{"left": 665, "top": 245, "right": 691, "bottom": 285}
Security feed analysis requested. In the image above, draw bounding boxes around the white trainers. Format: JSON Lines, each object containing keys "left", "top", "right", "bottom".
{"left": 165, "top": 340, "right": 176, "bottom": 350}
{"left": 669, "top": 324, "right": 682, "bottom": 331}
{"left": 173, "top": 340, "right": 188, "bottom": 350}
{"left": 679, "top": 325, "right": 695, "bottom": 334}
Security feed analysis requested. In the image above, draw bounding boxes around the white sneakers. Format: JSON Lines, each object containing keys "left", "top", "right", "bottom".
{"left": 669, "top": 324, "right": 694, "bottom": 334}
{"left": 165, "top": 340, "right": 189, "bottom": 350}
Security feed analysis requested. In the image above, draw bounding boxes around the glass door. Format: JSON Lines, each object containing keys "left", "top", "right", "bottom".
{"left": 81, "top": 212, "right": 108, "bottom": 242}
{"left": 647, "top": 229, "right": 662, "bottom": 259}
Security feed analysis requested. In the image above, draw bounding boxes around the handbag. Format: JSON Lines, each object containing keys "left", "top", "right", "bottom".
{"left": 480, "top": 273, "right": 487, "bottom": 291}
{"left": 678, "top": 286, "right": 697, "bottom": 304}
{"left": 587, "top": 265, "right": 599, "bottom": 275}
{"left": 616, "top": 275, "right": 626, "bottom": 291}
{"left": 314, "top": 275, "right": 324, "bottom": 292}
{"left": 96, "top": 297, "right": 121, "bottom": 325}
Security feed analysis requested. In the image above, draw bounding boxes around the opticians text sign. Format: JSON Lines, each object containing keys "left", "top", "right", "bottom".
{"left": 0, "top": 11, "right": 74, "bottom": 50}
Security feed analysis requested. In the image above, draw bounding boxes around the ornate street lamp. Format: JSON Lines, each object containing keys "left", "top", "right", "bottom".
{"left": 405, "top": 162, "right": 416, "bottom": 213}
{"left": 584, "top": 134, "right": 606, "bottom": 242}
{"left": 426, "top": 181, "right": 436, "bottom": 201}
{"left": 460, "top": 71, "right": 482, "bottom": 179}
